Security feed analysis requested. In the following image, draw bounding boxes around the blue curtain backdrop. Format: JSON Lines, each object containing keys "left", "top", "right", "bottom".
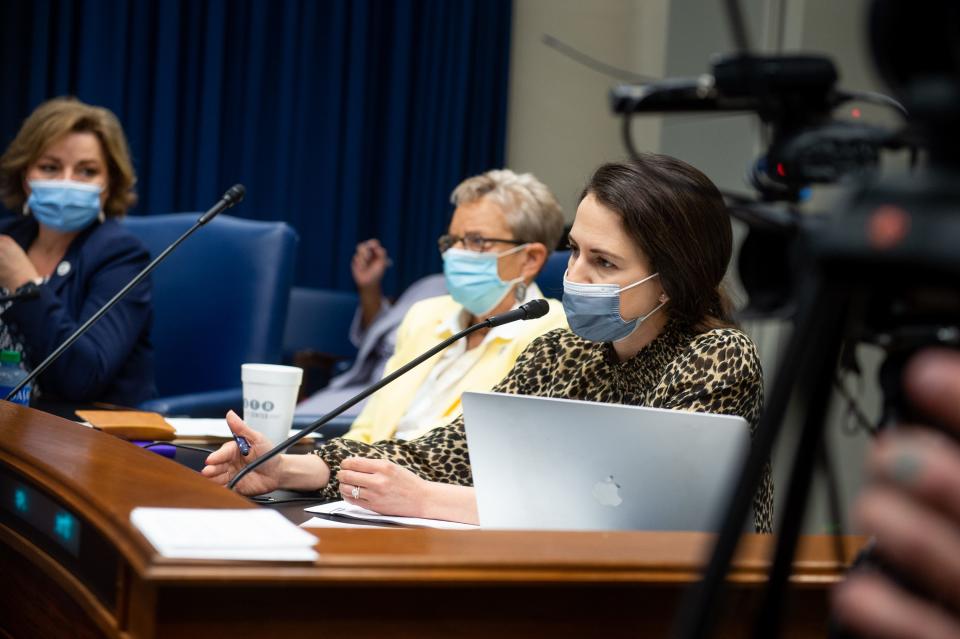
{"left": 0, "top": 0, "right": 513, "bottom": 293}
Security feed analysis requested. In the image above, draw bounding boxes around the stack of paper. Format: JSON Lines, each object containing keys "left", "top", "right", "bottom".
{"left": 304, "top": 501, "right": 478, "bottom": 530}
{"left": 131, "top": 507, "right": 319, "bottom": 561}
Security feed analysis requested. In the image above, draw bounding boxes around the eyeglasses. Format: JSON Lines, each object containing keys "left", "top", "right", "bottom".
{"left": 438, "top": 233, "right": 525, "bottom": 254}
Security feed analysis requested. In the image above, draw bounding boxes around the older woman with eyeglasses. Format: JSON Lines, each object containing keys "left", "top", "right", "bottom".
{"left": 325, "top": 169, "right": 567, "bottom": 445}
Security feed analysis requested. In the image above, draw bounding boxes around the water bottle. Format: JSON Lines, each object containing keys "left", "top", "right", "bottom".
{"left": 0, "top": 350, "right": 31, "bottom": 406}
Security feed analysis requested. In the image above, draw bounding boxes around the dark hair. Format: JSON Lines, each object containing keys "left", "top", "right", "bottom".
{"left": 581, "top": 154, "right": 734, "bottom": 332}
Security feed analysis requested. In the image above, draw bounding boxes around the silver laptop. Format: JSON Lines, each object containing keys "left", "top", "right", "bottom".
{"left": 462, "top": 392, "right": 750, "bottom": 531}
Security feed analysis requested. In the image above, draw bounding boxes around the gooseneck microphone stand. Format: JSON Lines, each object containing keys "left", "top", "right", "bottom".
{"left": 3, "top": 185, "right": 246, "bottom": 402}
{"left": 227, "top": 299, "right": 550, "bottom": 490}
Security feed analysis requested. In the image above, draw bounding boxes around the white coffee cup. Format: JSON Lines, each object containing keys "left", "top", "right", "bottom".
{"left": 241, "top": 364, "right": 303, "bottom": 446}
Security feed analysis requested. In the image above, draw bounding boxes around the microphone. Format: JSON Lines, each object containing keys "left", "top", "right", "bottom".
{"left": 227, "top": 298, "right": 552, "bottom": 490}
{"left": 0, "top": 288, "right": 41, "bottom": 304}
{"left": 198, "top": 184, "right": 245, "bottom": 225}
{"left": 485, "top": 298, "right": 549, "bottom": 327}
{"left": 3, "top": 185, "right": 246, "bottom": 402}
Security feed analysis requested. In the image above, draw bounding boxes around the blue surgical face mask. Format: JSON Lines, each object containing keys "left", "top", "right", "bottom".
{"left": 442, "top": 245, "right": 527, "bottom": 316}
{"left": 26, "top": 179, "right": 103, "bottom": 232}
{"left": 562, "top": 272, "right": 666, "bottom": 342}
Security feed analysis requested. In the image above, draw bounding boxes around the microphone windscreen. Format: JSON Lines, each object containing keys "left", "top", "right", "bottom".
{"left": 523, "top": 298, "right": 549, "bottom": 319}
{"left": 223, "top": 184, "right": 246, "bottom": 206}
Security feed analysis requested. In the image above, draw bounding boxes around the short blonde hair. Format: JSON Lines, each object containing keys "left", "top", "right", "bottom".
{"left": 0, "top": 97, "right": 137, "bottom": 218}
{"left": 450, "top": 169, "right": 564, "bottom": 254}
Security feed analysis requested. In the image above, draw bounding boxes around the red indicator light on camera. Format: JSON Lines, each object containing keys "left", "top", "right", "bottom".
{"left": 868, "top": 205, "right": 910, "bottom": 250}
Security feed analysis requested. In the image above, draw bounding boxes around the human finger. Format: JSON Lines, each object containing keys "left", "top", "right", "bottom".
{"left": 341, "top": 494, "right": 375, "bottom": 509}
{"left": 361, "top": 239, "right": 381, "bottom": 258}
{"left": 340, "top": 456, "right": 391, "bottom": 473}
{"left": 201, "top": 458, "right": 238, "bottom": 478}
{"left": 339, "top": 482, "right": 368, "bottom": 502}
{"left": 336, "top": 468, "right": 378, "bottom": 491}
{"left": 0, "top": 235, "right": 26, "bottom": 256}
{"left": 833, "top": 572, "right": 960, "bottom": 639}
{"left": 202, "top": 469, "right": 234, "bottom": 486}
{"left": 903, "top": 349, "right": 960, "bottom": 436}
{"left": 869, "top": 432, "right": 960, "bottom": 524}
{"left": 856, "top": 486, "right": 960, "bottom": 610}
{"left": 224, "top": 410, "right": 273, "bottom": 453}
{"left": 203, "top": 440, "right": 238, "bottom": 466}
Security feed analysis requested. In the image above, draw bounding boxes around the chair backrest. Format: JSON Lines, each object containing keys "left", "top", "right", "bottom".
{"left": 535, "top": 250, "right": 570, "bottom": 300}
{"left": 123, "top": 213, "right": 298, "bottom": 397}
{"left": 283, "top": 287, "right": 359, "bottom": 360}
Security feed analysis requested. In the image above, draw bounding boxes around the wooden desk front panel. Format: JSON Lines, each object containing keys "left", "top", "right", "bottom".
{"left": 142, "top": 581, "right": 829, "bottom": 639}
{"left": 0, "top": 404, "right": 859, "bottom": 639}
{"left": 118, "top": 529, "right": 856, "bottom": 639}
{"left": 2, "top": 524, "right": 843, "bottom": 639}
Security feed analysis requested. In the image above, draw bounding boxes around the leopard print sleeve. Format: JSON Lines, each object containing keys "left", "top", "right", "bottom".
{"left": 311, "top": 330, "right": 564, "bottom": 500}
{"left": 655, "top": 328, "right": 774, "bottom": 533}
{"left": 311, "top": 422, "right": 473, "bottom": 501}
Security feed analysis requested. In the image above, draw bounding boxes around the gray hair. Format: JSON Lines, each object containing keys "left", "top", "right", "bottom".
{"left": 450, "top": 169, "right": 564, "bottom": 255}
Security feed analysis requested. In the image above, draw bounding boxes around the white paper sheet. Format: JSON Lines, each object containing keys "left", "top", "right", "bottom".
{"left": 165, "top": 418, "right": 319, "bottom": 440}
{"left": 300, "top": 516, "right": 390, "bottom": 529}
{"left": 131, "top": 507, "right": 319, "bottom": 561}
{"left": 304, "top": 501, "right": 478, "bottom": 530}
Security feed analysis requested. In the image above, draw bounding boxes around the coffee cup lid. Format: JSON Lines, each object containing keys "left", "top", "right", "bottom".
{"left": 241, "top": 363, "right": 303, "bottom": 386}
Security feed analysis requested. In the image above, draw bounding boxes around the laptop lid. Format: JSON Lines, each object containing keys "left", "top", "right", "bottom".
{"left": 462, "top": 392, "right": 750, "bottom": 532}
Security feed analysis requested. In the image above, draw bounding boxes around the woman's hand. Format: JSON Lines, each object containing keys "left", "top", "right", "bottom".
{"left": 833, "top": 349, "right": 960, "bottom": 639}
{"left": 201, "top": 410, "right": 284, "bottom": 495}
{"left": 337, "top": 457, "right": 429, "bottom": 517}
{"left": 0, "top": 236, "right": 40, "bottom": 290}
{"left": 336, "top": 457, "right": 480, "bottom": 524}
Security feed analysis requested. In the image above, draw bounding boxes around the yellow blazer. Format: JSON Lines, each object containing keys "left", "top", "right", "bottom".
{"left": 344, "top": 288, "right": 567, "bottom": 443}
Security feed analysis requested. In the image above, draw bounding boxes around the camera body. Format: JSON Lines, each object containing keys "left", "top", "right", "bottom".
{"left": 614, "top": 1, "right": 960, "bottom": 325}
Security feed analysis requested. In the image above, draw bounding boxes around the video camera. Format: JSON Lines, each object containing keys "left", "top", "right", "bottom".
{"left": 609, "top": 1, "right": 960, "bottom": 637}
{"left": 609, "top": 0, "right": 959, "bottom": 323}
{"left": 613, "top": 54, "right": 900, "bottom": 201}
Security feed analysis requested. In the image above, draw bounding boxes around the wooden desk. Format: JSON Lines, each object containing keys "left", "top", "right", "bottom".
{"left": 0, "top": 403, "right": 862, "bottom": 638}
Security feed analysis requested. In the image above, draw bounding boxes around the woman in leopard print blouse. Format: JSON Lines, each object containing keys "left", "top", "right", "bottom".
{"left": 204, "top": 154, "right": 773, "bottom": 532}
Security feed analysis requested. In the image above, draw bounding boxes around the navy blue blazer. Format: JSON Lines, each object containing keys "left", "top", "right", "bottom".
{"left": 0, "top": 215, "right": 156, "bottom": 406}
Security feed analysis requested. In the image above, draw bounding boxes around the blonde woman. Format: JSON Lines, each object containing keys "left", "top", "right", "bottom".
{"left": 0, "top": 97, "right": 155, "bottom": 405}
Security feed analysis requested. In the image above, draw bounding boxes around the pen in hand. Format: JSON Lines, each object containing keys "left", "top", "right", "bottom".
{"left": 234, "top": 433, "right": 251, "bottom": 456}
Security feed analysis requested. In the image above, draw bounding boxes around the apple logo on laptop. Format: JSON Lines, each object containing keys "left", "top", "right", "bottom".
{"left": 592, "top": 475, "right": 622, "bottom": 507}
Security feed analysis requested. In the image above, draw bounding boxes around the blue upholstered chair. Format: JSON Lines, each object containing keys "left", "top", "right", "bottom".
{"left": 123, "top": 213, "right": 298, "bottom": 416}
{"left": 283, "top": 287, "right": 360, "bottom": 402}
{"left": 535, "top": 249, "right": 570, "bottom": 300}
{"left": 283, "top": 287, "right": 359, "bottom": 362}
